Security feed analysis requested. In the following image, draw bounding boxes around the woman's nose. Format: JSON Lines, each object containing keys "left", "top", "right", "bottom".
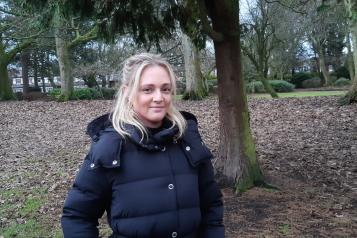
{"left": 153, "top": 89, "right": 163, "bottom": 102}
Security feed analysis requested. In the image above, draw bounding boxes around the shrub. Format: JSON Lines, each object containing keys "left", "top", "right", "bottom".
{"left": 48, "top": 88, "right": 61, "bottom": 99}
{"left": 269, "top": 80, "right": 295, "bottom": 92}
{"left": 206, "top": 79, "right": 217, "bottom": 93}
{"left": 301, "top": 77, "right": 322, "bottom": 88}
{"left": 329, "top": 75, "right": 338, "bottom": 85}
{"left": 15, "top": 92, "right": 23, "bottom": 100}
{"left": 335, "top": 66, "right": 350, "bottom": 80}
{"left": 246, "top": 81, "right": 265, "bottom": 93}
{"left": 99, "top": 87, "right": 117, "bottom": 99}
{"left": 334, "top": 77, "right": 351, "bottom": 87}
{"left": 73, "top": 88, "right": 101, "bottom": 100}
{"left": 204, "top": 73, "right": 217, "bottom": 93}
{"left": 246, "top": 80, "right": 295, "bottom": 93}
{"left": 291, "top": 72, "right": 318, "bottom": 88}
{"left": 48, "top": 87, "right": 117, "bottom": 100}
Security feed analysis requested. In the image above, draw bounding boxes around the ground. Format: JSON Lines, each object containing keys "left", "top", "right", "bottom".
{"left": 0, "top": 96, "right": 356, "bottom": 237}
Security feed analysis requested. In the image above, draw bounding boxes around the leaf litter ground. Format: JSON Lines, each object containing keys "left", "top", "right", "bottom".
{"left": 0, "top": 96, "right": 356, "bottom": 237}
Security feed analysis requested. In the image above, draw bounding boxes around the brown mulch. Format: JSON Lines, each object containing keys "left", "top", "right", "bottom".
{"left": 0, "top": 96, "right": 356, "bottom": 237}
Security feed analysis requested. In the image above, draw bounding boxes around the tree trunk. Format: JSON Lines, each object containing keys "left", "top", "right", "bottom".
{"left": 261, "top": 77, "right": 278, "bottom": 98}
{"left": 181, "top": 32, "right": 207, "bottom": 100}
{"left": 0, "top": 60, "right": 14, "bottom": 100}
{"left": 347, "top": 48, "right": 354, "bottom": 81}
{"left": 33, "top": 53, "right": 39, "bottom": 88}
{"left": 0, "top": 40, "right": 14, "bottom": 100}
{"left": 318, "top": 50, "right": 331, "bottom": 86}
{"left": 343, "top": 22, "right": 357, "bottom": 103}
{"left": 208, "top": 0, "right": 264, "bottom": 193}
{"left": 55, "top": 34, "right": 73, "bottom": 100}
{"left": 48, "top": 75, "right": 56, "bottom": 88}
{"left": 20, "top": 50, "right": 30, "bottom": 98}
{"left": 54, "top": 6, "right": 74, "bottom": 101}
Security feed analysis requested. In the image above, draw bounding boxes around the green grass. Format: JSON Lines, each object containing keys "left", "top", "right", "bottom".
{"left": 0, "top": 188, "right": 62, "bottom": 238}
{"left": 278, "top": 223, "right": 291, "bottom": 235}
{"left": 250, "top": 90, "right": 347, "bottom": 99}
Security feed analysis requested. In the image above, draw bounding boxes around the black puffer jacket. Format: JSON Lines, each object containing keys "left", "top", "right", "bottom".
{"left": 61, "top": 112, "right": 224, "bottom": 238}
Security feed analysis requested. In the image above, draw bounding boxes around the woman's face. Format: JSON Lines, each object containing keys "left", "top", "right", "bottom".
{"left": 132, "top": 65, "right": 172, "bottom": 128}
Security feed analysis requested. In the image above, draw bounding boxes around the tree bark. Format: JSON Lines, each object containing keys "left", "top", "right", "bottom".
{"left": 343, "top": 22, "right": 357, "bottom": 103}
{"left": 261, "top": 77, "right": 278, "bottom": 97}
{"left": 206, "top": 0, "right": 264, "bottom": 193}
{"left": 0, "top": 41, "right": 15, "bottom": 100}
{"left": 0, "top": 39, "right": 32, "bottom": 100}
{"left": 347, "top": 40, "right": 354, "bottom": 80}
{"left": 342, "top": 0, "right": 357, "bottom": 104}
{"left": 33, "top": 53, "right": 39, "bottom": 88}
{"left": 55, "top": 34, "right": 74, "bottom": 100}
{"left": 181, "top": 31, "right": 207, "bottom": 100}
{"left": 0, "top": 60, "right": 14, "bottom": 100}
{"left": 318, "top": 49, "right": 331, "bottom": 86}
{"left": 20, "top": 50, "right": 30, "bottom": 98}
{"left": 312, "top": 39, "right": 331, "bottom": 86}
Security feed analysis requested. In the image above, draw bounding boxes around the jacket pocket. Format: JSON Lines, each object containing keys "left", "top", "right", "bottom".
{"left": 180, "top": 139, "right": 213, "bottom": 167}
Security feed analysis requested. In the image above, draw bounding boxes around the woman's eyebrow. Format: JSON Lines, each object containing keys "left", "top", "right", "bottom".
{"left": 140, "top": 83, "right": 171, "bottom": 87}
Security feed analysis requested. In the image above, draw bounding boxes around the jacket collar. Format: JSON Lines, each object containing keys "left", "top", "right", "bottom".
{"left": 87, "top": 113, "right": 179, "bottom": 151}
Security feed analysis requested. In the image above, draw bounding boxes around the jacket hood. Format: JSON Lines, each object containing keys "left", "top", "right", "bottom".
{"left": 86, "top": 113, "right": 112, "bottom": 139}
{"left": 86, "top": 111, "right": 198, "bottom": 149}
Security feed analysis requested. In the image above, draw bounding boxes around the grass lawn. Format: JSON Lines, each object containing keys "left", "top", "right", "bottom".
{"left": 249, "top": 90, "right": 347, "bottom": 99}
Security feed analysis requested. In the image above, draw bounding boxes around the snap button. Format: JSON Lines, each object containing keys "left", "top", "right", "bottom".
{"left": 172, "top": 231, "right": 177, "bottom": 237}
{"left": 161, "top": 146, "right": 166, "bottom": 152}
{"left": 90, "top": 163, "right": 95, "bottom": 168}
{"left": 185, "top": 146, "right": 191, "bottom": 151}
{"left": 112, "top": 160, "right": 118, "bottom": 165}
{"left": 168, "top": 184, "right": 174, "bottom": 190}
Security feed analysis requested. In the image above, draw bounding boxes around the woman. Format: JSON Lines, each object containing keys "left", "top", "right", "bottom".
{"left": 61, "top": 53, "right": 224, "bottom": 238}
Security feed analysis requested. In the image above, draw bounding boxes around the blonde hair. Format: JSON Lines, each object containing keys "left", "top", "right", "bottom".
{"left": 111, "top": 53, "right": 187, "bottom": 140}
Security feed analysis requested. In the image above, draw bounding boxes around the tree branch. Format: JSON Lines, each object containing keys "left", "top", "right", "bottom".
{"left": 6, "top": 40, "right": 33, "bottom": 64}
{"left": 197, "top": 0, "right": 224, "bottom": 42}
{"left": 68, "top": 25, "right": 98, "bottom": 49}
{"left": 265, "top": 0, "right": 308, "bottom": 15}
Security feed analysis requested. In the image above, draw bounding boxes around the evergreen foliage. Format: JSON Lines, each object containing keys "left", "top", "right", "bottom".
{"left": 246, "top": 80, "right": 295, "bottom": 93}
{"left": 334, "top": 77, "right": 351, "bottom": 86}
{"left": 301, "top": 77, "right": 322, "bottom": 88}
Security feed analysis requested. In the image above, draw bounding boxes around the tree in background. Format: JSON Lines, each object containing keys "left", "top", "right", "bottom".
{"left": 181, "top": 31, "right": 208, "bottom": 100}
{"left": 240, "top": 0, "right": 279, "bottom": 98}
{"left": 0, "top": 1, "right": 39, "bottom": 100}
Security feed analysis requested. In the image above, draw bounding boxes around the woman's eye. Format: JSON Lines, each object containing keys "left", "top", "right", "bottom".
{"left": 162, "top": 88, "right": 172, "bottom": 93}
{"left": 142, "top": 88, "right": 153, "bottom": 93}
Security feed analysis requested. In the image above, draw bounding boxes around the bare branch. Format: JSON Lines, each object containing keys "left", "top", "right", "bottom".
{"left": 265, "top": 0, "right": 309, "bottom": 15}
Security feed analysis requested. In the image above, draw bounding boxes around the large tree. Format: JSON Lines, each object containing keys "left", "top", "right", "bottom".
{"left": 341, "top": 0, "right": 357, "bottom": 103}
{"left": 0, "top": 2, "right": 38, "bottom": 100}
{"left": 46, "top": 0, "right": 264, "bottom": 192}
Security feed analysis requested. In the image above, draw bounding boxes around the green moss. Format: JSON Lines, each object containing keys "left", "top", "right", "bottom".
{"left": 339, "top": 89, "right": 357, "bottom": 105}
{"left": 234, "top": 95, "right": 264, "bottom": 194}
